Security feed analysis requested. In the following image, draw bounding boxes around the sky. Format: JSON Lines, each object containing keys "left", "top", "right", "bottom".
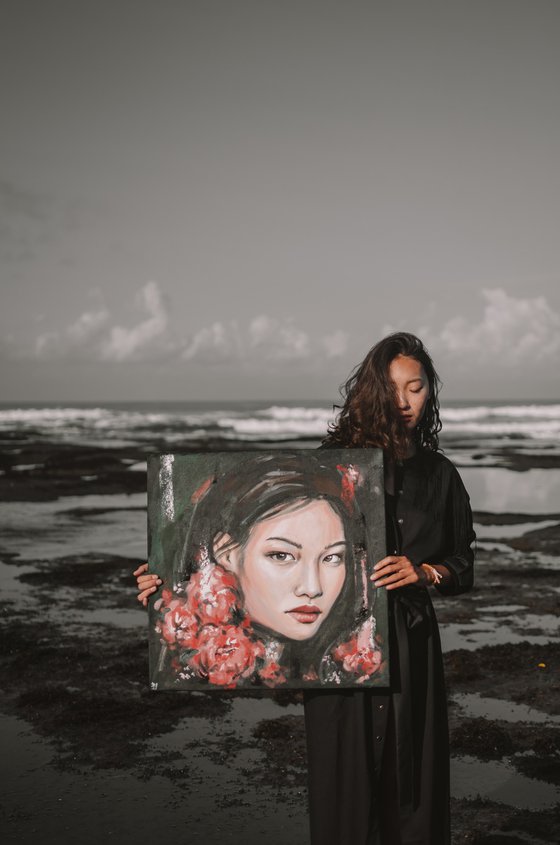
{"left": 1, "top": 0, "right": 560, "bottom": 402}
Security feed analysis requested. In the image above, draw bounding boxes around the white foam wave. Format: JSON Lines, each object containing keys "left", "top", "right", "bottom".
{"left": 261, "top": 405, "right": 335, "bottom": 422}
{"left": 1, "top": 402, "right": 559, "bottom": 446}
{"left": 444, "top": 420, "right": 560, "bottom": 439}
{"left": 442, "top": 404, "right": 560, "bottom": 422}
{"left": 217, "top": 416, "right": 329, "bottom": 435}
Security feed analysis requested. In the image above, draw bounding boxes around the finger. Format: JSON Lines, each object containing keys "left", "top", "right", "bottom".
{"left": 137, "top": 575, "right": 161, "bottom": 588}
{"left": 138, "top": 586, "right": 158, "bottom": 602}
{"left": 386, "top": 573, "right": 418, "bottom": 591}
{"left": 373, "top": 568, "right": 411, "bottom": 587}
{"left": 373, "top": 556, "right": 399, "bottom": 572}
{"left": 371, "top": 561, "right": 406, "bottom": 582}
{"left": 133, "top": 563, "right": 149, "bottom": 576}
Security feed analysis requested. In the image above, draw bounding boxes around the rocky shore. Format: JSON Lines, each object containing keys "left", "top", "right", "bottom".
{"left": 1, "top": 437, "right": 558, "bottom": 844}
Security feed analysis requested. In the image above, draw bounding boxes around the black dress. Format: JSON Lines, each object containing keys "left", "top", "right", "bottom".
{"left": 303, "top": 449, "right": 476, "bottom": 845}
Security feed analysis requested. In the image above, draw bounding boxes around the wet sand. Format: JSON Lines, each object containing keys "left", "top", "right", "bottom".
{"left": 1, "top": 438, "right": 559, "bottom": 844}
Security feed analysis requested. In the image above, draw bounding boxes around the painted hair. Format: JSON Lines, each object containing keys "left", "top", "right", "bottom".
{"left": 323, "top": 331, "right": 442, "bottom": 460}
{"left": 180, "top": 452, "right": 366, "bottom": 576}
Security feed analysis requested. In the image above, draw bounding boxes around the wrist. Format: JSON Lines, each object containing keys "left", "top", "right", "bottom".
{"left": 419, "top": 563, "right": 442, "bottom": 587}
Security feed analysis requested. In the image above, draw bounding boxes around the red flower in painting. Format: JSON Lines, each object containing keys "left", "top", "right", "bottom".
{"left": 155, "top": 560, "right": 290, "bottom": 687}
{"left": 332, "top": 617, "right": 383, "bottom": 682}
{"left": 336, "top": 463, "right": 361, "bottom": 512}
{"left": 156, "top": 589, "right": 198, "bottom": 651}
{"left": 258, "top": 661, "right": 288, "bottom": 687}
{"left": 186, "top": 565, "right": 242, "bottom": 627}
{"left": 189, "top": 624, "right": 266, "bottom": 688}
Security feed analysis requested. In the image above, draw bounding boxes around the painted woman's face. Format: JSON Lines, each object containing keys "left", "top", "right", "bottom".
{"left": 217, "top": 499, "right": 347, "bottom": 641}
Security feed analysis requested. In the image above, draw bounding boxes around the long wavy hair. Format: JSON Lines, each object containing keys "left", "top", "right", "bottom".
{"left": 323, "top": 332, "right": 442, "bottom": 460}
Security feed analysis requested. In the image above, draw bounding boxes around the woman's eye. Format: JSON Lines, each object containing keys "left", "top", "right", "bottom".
{"left": 322, "top": 553, "right": 344, "bottom": 566}
{"left": 267, "top": 551, "right": 295, "bottom": 563}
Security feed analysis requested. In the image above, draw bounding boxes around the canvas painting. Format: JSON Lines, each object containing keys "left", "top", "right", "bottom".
{"left": 148, "top": 450, "right": 389, "bottom": 690}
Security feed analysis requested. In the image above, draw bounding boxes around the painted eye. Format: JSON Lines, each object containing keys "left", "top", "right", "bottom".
{"left": 322, "top": 552, "right": 344, "bottom": 566}
{"left": 267, "top": 551, "right": 295, "bottom": 563}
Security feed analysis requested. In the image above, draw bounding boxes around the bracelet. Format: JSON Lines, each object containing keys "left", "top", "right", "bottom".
{"left": 422, "top": 564, "right": 443, "bottom": 586}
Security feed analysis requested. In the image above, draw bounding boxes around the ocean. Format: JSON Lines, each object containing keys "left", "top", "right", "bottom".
{"left": 2, "top": 398, "right": 560, "bottom": 450}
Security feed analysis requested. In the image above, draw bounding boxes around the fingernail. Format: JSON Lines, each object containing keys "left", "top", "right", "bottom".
{"left": 156, "top": 579, "right": 162, "bottom": 584}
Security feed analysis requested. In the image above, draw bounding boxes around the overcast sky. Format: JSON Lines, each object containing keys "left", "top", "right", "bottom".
{"left": 2, "top": 0, "right": 559, "bottom": 402}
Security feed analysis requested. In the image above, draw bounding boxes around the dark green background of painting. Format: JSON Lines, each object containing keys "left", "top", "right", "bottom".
{"left": 147, "top": 450, "right": 388, "bottom": 690}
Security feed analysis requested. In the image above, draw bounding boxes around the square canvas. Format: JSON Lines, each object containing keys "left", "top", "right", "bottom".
{"left": 148, "top": 450, "right": 389, "bottom": 690}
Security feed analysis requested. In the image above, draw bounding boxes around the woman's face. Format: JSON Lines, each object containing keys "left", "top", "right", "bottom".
{"left": 218, "top": 499, "right": 347, "bottom": 641}
{"left": 388, "top": 354, "right": 430, "bottom": 431}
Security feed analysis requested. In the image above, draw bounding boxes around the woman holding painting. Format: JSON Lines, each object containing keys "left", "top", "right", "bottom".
{"left": 136, "top": 331, "right": 475, "bottom": 845}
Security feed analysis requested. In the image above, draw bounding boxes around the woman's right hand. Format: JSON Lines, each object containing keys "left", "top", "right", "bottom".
{"left": 133, "top": 563, "right": 162, "bottom": 607}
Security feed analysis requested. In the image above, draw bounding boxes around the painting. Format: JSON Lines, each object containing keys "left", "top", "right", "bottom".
{"left": 148, "top": 450, "right": 389, "bottom": 690}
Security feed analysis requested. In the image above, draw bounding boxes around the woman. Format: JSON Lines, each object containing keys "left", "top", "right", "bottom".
{"left": 304, "top": 332, "right": 475, "bottom": 845}
{"left": 136, "top": 331, "right": 474, "bottom": 842}
{"left": 140, "top": 453, "right": 385, "bottom": 689}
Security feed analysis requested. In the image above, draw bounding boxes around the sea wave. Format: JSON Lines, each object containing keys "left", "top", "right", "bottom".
{"left": 441, "top": 404, "right": 560, "bottom": 422}
{"left": 1, "top": 402, "right": 559, "bottom": 447}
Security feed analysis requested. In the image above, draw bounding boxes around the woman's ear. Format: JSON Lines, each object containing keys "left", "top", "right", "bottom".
{"left": 213, "top": 532, "right": 241, "bottom": 573}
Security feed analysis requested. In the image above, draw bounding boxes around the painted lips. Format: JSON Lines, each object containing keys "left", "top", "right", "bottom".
{"left": 286, "top": 605, "right": 322, "bottom": 624}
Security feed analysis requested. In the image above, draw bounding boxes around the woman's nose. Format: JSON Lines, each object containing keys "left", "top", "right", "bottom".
{"left": 294, "top": 562, "right": 322, "bottom": 599}
{"left": 396, "top": 389, "right": 410, "bottom": 409}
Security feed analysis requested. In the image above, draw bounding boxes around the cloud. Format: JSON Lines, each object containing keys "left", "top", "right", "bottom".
{"left": 101, "top": 282, "right": 170, "bottom": 362}
{"left": 439, "top": 288, "right": 560, "bottom": 362}
{"left": 29, "top": 285, "right": 349, "bottom": 369}
{"left": 384, "top": 288, "right": 560, "bottom": 366}
{"left": 181, "top": 321, "right": 242, "bottom": 364}
{"left": 34, "top": 282, "right": 172, "bottom": 362}
{"left": 35, "top": 308, "right": 110, "bottom": 358}
{"left": 248, "top": 315, "right": 311, "bottom": 361}
{"left": 180, "top": 316, "right": 348, "bottom": 367}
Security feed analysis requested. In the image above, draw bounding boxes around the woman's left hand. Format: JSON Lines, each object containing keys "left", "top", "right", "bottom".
{"left": 371, "top": 555, "right": 429, "bottom": 590}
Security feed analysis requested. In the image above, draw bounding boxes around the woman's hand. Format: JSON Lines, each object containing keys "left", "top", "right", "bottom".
{"left": 133, "top": 563, "right": 162, "bottom": 607}
{"left": 371, "top": 555, "right": 431, "bottom": 590}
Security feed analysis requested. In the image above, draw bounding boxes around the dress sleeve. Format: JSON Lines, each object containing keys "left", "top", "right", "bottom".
{"left": 436, "top": 465, "right": 476, "bottom": 596}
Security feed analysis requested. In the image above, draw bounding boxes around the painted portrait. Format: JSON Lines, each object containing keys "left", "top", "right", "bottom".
{"left": 147, "top": 450, "right": 389, "bottom": 690}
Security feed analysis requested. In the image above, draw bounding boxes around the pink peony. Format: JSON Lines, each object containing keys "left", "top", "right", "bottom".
{"left": 332, "top": 617, "right": 383, "bottom": 681}
{"left": 188, "top": 623, "right": 266, "bottom": 688}
{"left": 186, "top": 565, "right": 243, "bottom": 627}
{"left": 258, "top": 661, "right": 288, "bottom": 687}
{"left": 156, "top": 589, "right": 198, "bottom": 650}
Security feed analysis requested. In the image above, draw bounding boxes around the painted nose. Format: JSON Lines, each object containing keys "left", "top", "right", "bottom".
{"left": 294, "top": 561, "right": 322, "bottom": 599}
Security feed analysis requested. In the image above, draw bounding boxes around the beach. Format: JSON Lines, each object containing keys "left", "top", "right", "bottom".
{"left": 1, "top": 401, "right": 559, "bottom": 845}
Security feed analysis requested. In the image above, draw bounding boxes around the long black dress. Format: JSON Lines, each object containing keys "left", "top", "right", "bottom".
{"left": 303, "top": 449, "right": 476, "bottom": 845}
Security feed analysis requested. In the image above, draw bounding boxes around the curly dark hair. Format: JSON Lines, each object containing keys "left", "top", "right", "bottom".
{"left": 323, "top": 332, "right": 442, "bottom": 460}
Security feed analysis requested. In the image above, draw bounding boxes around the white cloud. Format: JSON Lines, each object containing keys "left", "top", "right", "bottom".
{"left": 437, "top": 288, "right": 560, "bottom": 363}
{"left": 248, "top": 315, "right": 311, "bottom": 361}
{"left": 181, "top": 321, "right": 242, "bottom": 364}
{"left": 101, "top": 282, "right": 169, "bottom": 362}
{"left": 33, "top": 282, "right": 174, "bottom": 363}
{"left": 35, "top": 308, "right": 110, "bottom": 358}
{"left": 30, "top": 286, "right": 349, "bottom": 369}
{"left": 383, "top": 288, "right": 560, "bottom": 366}
{"left": 181, "top": 315, "right": 346, "bottom": 366}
